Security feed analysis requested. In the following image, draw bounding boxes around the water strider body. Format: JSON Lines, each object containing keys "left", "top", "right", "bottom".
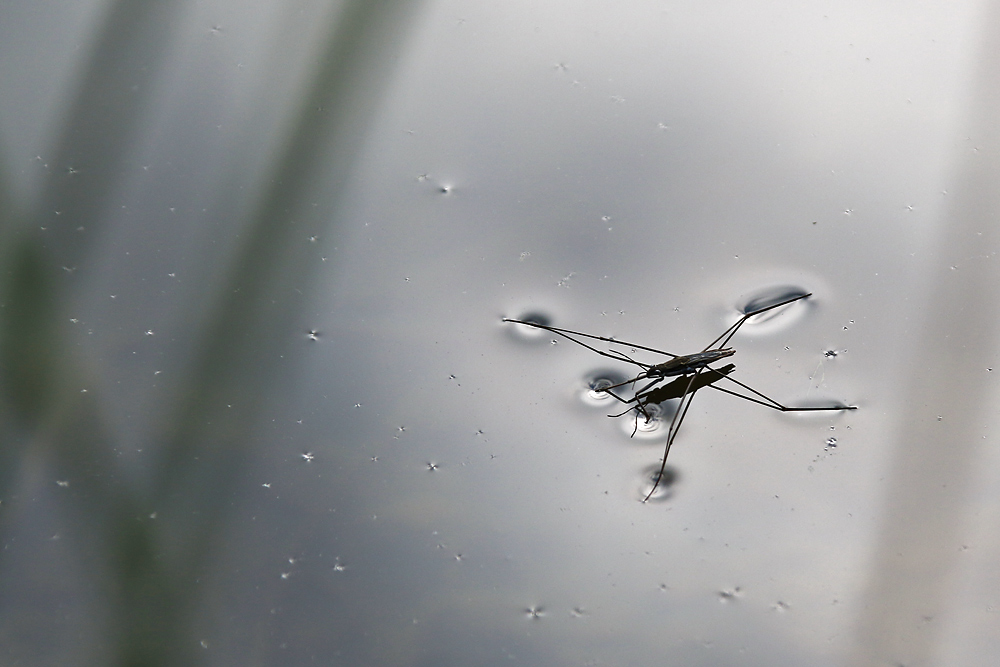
{"left": 645, "top": 349, "right": 736, "bottom": 378}
{"left": 503, "top": 291, "right": 856, "bottom": 501}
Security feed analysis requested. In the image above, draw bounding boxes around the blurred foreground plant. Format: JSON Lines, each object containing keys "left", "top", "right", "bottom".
{"left": 0, "top": 1, "right": 421, "bottom": 664}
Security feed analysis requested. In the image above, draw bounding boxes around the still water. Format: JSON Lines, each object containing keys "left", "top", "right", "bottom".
{"left": 1, "top": 1, "right": 999, "bottom": 665}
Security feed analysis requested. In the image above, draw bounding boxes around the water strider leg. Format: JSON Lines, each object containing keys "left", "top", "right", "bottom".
{"left": 502, "top": 318, "right": 680, "bottom": 359}
{"left": 705, "top": 292, "right": 812, "bottom": 352}
{"left": 503, "top": 318, "right": 653, "bottom": 369}
{"left": 709, "top": 374, "right": 857, "bottom": 411}
{"left": 643, "top": 370, "right": 704, "bottom": 502}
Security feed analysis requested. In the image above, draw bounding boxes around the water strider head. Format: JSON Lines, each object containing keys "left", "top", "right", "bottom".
{"left": 645, "top": 348, "right": 736, "bottom": 378}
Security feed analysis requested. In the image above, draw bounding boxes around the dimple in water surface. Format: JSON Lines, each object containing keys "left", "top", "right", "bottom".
{"left": 639, "top": 465, "right": 678, "bottom": 502}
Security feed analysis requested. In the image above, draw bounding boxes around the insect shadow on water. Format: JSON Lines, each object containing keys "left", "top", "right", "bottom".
{"left": 503, "top": 292, "right": 857, "bottom": 502}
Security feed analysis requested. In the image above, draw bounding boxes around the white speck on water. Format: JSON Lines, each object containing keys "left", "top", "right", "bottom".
{"left": 718, "top": 587, "right": 743, "bottom": 603}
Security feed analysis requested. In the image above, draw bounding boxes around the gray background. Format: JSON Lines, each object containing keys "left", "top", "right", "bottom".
{"left": 1, "top": 0, "right": 999, "bottom": 665}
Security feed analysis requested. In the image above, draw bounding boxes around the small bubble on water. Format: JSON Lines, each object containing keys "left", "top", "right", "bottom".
{"left": 56, "top": 480, "right": 69, "bottom": 488}
{"left": 301, "top": 452, "right": 315, "bottom": 462}
{"left": 718, "top": 586, "right": 743, "bottom": 603}
{"left": 525, "top": 606, "right": 545, "bottom": 620}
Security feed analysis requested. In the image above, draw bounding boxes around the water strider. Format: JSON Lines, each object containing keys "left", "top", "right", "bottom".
{"left": 503, "top": 292, "right": 856, "bottom": 501}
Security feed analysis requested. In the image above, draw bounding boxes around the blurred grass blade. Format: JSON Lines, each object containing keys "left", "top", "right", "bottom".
{"left": 0, "top": 238, "right": 58, "bottom": 427}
